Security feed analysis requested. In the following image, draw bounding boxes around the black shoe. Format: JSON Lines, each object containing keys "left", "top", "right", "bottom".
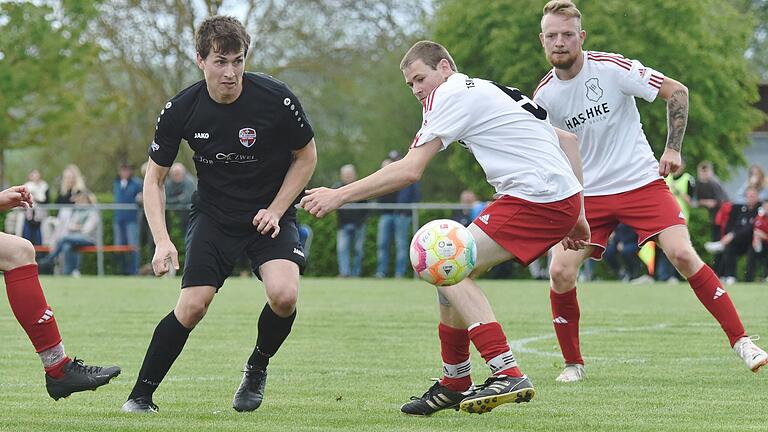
{"left": 459, "top": 375, "right": 535, "bottom": 414}
{"left": 121, "top": 396, "right": 159, "bottom": 413}
{"left": 232, "top": 364, "right": 267, "bottom": 412}
{"left": 45, "top": 358, "right": 121, "bottom": 400}
{"left": 400, "top": 380, "right": 472, "bottom": 416}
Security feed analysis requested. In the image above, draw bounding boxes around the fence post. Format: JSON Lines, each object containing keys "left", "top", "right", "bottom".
{"left": 96, "top": 207, "right": 105, "bottom": 276}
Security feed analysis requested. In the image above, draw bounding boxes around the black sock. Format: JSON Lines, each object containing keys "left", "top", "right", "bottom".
{"left": 247, "top": 303, "right": 296, "bottom": 370}
{"left": 128, "top": 311, "right": 192, "bottom": 400}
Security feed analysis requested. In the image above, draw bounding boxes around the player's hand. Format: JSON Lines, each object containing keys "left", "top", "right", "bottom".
{"left": 299, "top": 187, "right": 343, "bottom": 218}
{"left": 152, "top": 240, "right": 179, "bottom": 277}
{"left": 0, "top": 185, "right": 33, "bottom": 210}
{"left": 561, "top": 215, "right": 590, "bottom": 251}
{"left": 658, "top": 148, "right": 682, "bottom": 177}
{"left": 252, "top": 208, "right": 281, "bottom": 238}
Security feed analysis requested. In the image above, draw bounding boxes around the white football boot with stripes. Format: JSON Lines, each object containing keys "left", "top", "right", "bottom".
{"left": 734, "top": 336, "right": 768, "bottom": 372}
{"left": 400, "top": 379, "right": 473, "bottom": 416}
{"left": 555, "top": 363, "right": 586, "bottom": 382}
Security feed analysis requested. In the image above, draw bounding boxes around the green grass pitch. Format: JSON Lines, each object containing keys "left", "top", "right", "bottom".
{"left": 1, "top": 277, "right": 766, "bottom": 431}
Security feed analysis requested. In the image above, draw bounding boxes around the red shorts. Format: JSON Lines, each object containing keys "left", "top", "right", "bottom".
{"left": 586, "top": 179, "right": 686, "bottom": 260}
{"left": 474, "top": 193, "right": 581, "bottom": 266}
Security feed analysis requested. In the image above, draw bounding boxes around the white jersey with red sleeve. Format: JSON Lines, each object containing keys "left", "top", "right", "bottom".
{"left": 411, "top": 73, "right": 581, "bottom": 203}
{"left": 533, "top": 51, "right": 665, "bottom": 196}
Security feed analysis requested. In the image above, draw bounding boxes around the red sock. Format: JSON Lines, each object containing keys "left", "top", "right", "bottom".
{"left": 688, "top": 265, "right": 747, "bottom": 346}
{"left": 4, "top": 264, "right": 63, "bottom": 352}
{"left": 44, "top": 357, "right": 71, "bottom": 379}
{"left": 550, "top": 288, "right": 583, "bottom": 365}
{"left": 468, "top": 322, "right": 522, "bottom": 377}
{"left": 438, "top": 323, "right": 472, "bottom": 391}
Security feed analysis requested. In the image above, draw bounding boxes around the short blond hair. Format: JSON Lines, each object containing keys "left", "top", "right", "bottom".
{"left": 542, "top": 0, "right": 582, "bottom": 29}
{"left": 399, "top": 40, "right": 457, "bottom": 72}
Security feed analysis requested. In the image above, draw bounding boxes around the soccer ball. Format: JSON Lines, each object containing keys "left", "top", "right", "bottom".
{"left": 410, "top": 219, "right": 477, "bottom": 286}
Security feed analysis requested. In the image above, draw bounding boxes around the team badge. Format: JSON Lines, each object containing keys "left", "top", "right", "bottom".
{"left": 238, "top": 127, "right": 257, "bottom": 148}
{"left": 585, "top": 77, "right": 603, "bottom": 102}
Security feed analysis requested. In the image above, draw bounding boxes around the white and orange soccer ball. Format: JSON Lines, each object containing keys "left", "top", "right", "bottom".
{"left": 410, "top": 219, "right": 477, "bottom": 286}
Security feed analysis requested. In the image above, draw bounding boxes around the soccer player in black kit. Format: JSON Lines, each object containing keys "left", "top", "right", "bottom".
{"left": 121, "top": 16, "right": 317, "bottom": 413}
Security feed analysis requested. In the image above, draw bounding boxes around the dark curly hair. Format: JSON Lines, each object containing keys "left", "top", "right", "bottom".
{"left": 195, "top": 16, "right": 250, "bottom": 59}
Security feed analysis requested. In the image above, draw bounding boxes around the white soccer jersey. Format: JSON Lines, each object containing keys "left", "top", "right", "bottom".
{"left": 411, "top": 73, "right": 582, "bottom": 203}
{"left": 534, "top": 51, "right": 665, "bottom": 196}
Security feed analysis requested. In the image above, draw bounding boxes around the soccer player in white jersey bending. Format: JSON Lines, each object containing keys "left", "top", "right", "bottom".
{"left": 301, "top": 40, "right": 589, "bottom": 415}
{"left": 533, "top": 0, "right": 767, "bottom": 383}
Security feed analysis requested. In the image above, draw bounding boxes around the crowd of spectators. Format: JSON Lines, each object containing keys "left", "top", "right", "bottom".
{"left": 3, "top": 159, "right": 768, "bottom": 282}
{"left": 702, "top": 163, "right": 767, "bottom": 283}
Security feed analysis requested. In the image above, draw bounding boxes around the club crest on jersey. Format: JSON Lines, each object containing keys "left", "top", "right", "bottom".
{"left": 585, "top": 78, "right": 603, "bottom": 102}
{"left": 238, "top": 127, "right": 257, "bottom": 148}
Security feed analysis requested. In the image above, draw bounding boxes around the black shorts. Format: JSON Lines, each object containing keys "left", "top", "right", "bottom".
{"left": 182, "top": 206, "right": 306, "bottom": 289}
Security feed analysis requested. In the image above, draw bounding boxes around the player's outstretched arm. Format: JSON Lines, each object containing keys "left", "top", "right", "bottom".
{"left": 300, "top": 139, "right": 441, "bottom": 218}
{"left": 143, "top": 158, "right": 178, "bottom": 276}
{"left": 254, "top": 138, "right": 318, "bottom": 238}
{"left": 0, "top": 185, "right": 33, "bottom": 211}
{"left": 658, "top": 77, "right": 689, "bottom": 176}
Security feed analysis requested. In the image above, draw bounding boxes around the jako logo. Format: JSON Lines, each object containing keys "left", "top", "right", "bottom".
{"left": 194, "top": 132, "right": 209, "bottom": 139}
{"left": 293, "top": 248, "right": 305, "bottom": 257}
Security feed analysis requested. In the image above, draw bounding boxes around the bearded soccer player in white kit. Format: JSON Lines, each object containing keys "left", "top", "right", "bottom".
{"left": 301, "top": 40, "right": 589, "bottom": 415}
{"left": 533, "top": 0, "right": 768, "bottom": 383}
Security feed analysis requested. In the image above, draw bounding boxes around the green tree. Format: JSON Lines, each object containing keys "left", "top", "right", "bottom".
{"left": 433, "top": 0, "right": 764, "bottom": 191}
{"left": 22, "top": 0, "right": 440, "bottom": 193}
{"left": 0, "top": 0, "right": 100, "bottom": 186}
{"left": 743, "top": 0, "right": 768, "bottom": 80}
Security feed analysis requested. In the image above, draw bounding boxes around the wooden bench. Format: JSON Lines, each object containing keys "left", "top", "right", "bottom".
{"left": 34, "top": 244, "right": 137, "bottom": 276}
{"left": 34, "top": 245, "right": 136, "bottom": 253}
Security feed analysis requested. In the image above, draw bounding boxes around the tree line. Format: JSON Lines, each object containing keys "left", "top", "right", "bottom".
{"left": 1, "top": 0, "right": 765, "bottom": 202}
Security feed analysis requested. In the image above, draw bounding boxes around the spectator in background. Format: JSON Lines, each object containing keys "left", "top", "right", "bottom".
{"left": 693, "top": 161, "right": 729, "bottom": 239}
{"left": 603, "top": 223, "right": 644, "bottom": 282}
{"left": 747, "top": 200, "right": 768, "bottom": 282}
{"left": 137, "top": 162, "right": 155, "bottom": 276}
{"left": 374, "top": 156, "right": 399, "bottom": 278}
{"left": 452, "top": 190, "right": 486, "bottom": 227}
{"left": 335, "top": 164, "right": 367, "bottom": 277}
{"left": 656, "top": 163, "right": 695, "bottom": 282}
{"left": 39, "top": 192, "right": 100, "bottom": 277}
{"left": 165, "top": 162, "right": 197, "bottom": 237}
{"left": 665, "top": 162, "right": 694, "bottom": 220}
{"left": 707, "top": 187, "right": 761, "bottom": 284}
{"left": 22, "top": 169, "right": 49, "bottom": 245}
{"left": 396, "top": 152, "right": 422, "bottom": 270}
{"left": 374, "top": 151, "right": 420, "bottom": 279}
{"left": 55, "top": 164, "right": 87, "bottom": 204}
{"left": 736, "top": 164, "right": 768, "bottom": 203}
{"left": 298, "top": 224, "right": 313, "bottom": 266}
{"left": 113, "top": 163, "right": 142, "bottom": 275}
{"left": 45, "top": 164, "right": 88, "bottom": 265}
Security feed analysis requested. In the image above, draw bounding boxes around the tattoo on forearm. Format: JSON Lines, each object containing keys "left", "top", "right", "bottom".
{"left": 666, "top": 89, "right": 688, "bottom": 152}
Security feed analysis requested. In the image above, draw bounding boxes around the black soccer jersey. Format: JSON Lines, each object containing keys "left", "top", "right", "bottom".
{"left": 149, "top": 72, "right": 314, "bottom": 225}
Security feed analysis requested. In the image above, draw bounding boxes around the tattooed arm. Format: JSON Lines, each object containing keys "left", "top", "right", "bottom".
{"left": 657, "top": 77, "right": 689, "bottom": 176}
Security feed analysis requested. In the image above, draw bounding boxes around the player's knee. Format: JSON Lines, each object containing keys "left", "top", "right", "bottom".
{"left": 176, "top": 300, "right": 208, "bottom": 326}
{"left": 267, "top": 285, "right": 298, "bottom": 314}
{"left": 666, "top": 245, "right": 699, "bottom": 269}
{"left": 6, "top": 238, "right": 36, "bottom": 268}
{"left": 549, "top": 260, "right": 578, "bottom": 290}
